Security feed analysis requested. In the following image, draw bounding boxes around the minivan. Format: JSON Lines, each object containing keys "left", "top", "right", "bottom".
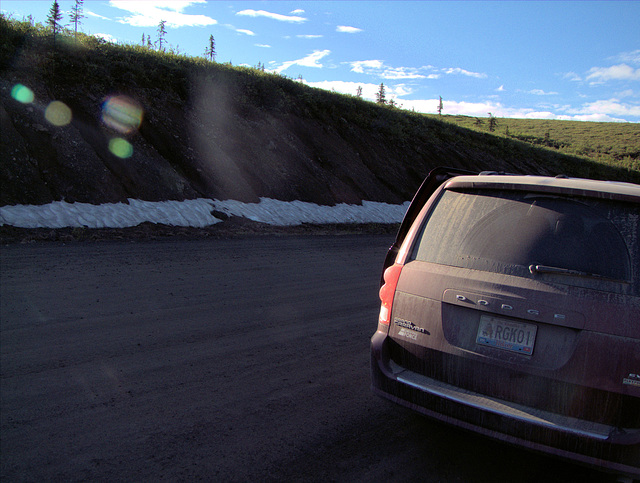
{"left": 371, "top": 168, "right": 640, "bottom": 478}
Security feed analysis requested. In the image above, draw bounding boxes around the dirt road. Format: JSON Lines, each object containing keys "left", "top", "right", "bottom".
{"left": 1, "top": 236, "right": 613, "bottom": 482}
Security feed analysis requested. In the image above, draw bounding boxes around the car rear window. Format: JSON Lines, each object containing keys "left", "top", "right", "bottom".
{"left": 411, "top": 188, "right": 640, "bottom": 294}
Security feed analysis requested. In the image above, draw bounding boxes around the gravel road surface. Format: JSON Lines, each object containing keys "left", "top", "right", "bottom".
{"left": 1, "top": 236, "right": 616, "bottom": 482}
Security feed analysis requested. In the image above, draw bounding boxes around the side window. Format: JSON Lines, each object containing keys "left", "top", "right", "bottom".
{"left": 411, "top": 189, "right": 637, "bottom": 293}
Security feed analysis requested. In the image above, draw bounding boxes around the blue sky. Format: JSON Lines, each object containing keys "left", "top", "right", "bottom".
{"left": 3, "top": 1, "right": 640, "bottom": 122}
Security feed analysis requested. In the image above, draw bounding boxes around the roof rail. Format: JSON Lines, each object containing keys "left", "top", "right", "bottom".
{"left": 478, "top": 171, "right": 518, "bottom": 176}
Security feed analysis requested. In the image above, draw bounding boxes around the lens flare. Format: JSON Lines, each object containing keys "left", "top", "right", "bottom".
{"left": 44, "top": 101, "right": 72, "bottom": 126}
{"left": 11, "top": 84, "right": 35, "bottom": 103}
{"left": 102, "top": 95, "right": 143, "bottom": 134}
{"left": 109, "top": 138, "right": 134, "bottom": 158}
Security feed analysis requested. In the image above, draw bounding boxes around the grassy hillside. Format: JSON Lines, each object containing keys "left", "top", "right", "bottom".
{"left": 435, "top": 115, "right": 639, "bottom": 172}
{"left": 1, "top": 16, "right": 639, "bottom": 208}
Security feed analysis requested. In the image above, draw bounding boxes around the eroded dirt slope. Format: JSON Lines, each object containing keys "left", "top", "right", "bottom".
{"left": 2, "top": 24, "right": 633, "bottom": 207}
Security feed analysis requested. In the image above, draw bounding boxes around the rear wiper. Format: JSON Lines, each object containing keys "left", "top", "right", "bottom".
{"left": 529, "top": 264, "right": 623, "bottom": 282}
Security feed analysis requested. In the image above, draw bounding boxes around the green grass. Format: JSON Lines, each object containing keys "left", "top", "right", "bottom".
{"left": 430, "top": 115, "right": 640, "bottom": 172}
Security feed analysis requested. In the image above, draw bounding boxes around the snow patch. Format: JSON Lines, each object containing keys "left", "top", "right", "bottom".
{"left": 0, "top": 198, "right": 409, "bottom": 229}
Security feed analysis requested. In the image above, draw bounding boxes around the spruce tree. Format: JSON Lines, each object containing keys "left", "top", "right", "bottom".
{"left": 69, "top": 0, "right": 84, "bottom": 40}
{"left": 376, "top": 83, "right": 386, "bottom": 104}
{"left": 47, "top": 0, "right": 63, "bottom": 48}
{"left": 157, "top": 20, "right": 167, "bottom": 51}
{"left": 204, "top": 34, "right": 216, "bottom": 62}
{"left": 488, "top": 113, "right": 497, "bottom": 132}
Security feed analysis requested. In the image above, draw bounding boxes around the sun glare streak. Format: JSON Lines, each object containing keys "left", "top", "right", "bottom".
{"left": 44, "top": 101, "right": 72, "bottom": 126}
{"left": 102, "top": 95, "right": 143, "bottom": 134}
{"left": 11, "top": 84, "right": 35, "bottom": 103}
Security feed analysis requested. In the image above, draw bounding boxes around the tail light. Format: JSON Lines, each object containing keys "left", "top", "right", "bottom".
{"left": 378, "top": 264, "right": 403, "bottom": 325}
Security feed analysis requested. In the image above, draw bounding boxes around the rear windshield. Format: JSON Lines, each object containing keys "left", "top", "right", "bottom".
{"left": 411, "top": 188, "right": 640, "bottom": 294}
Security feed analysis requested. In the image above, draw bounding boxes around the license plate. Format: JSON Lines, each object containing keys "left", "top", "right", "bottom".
{"left": 476, "top": 315, "right": 537, "bottom": 355}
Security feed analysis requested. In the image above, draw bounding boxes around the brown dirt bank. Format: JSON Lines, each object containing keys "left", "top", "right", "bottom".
{"left": 3, "top": 18, "right": 637, "bottom": 211}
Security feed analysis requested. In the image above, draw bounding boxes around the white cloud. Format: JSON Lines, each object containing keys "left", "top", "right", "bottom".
{"left": 586, "top": 64, "right": 640, "bottom": 84}
{"left": 397, "top": 98, "right": 631, "bottom": 122}
{"left": 297, "top": 34, "right": 323, "bottom": 39}
{"left": 126, "top": 0, "right": 203, "bottom": 13}
{"left": 393, "top": 84, "right": 414, "bottom": 97}
{"left": 567, "top": 113, "right": 629, "bottom": 122}
{"left": 290, "top": 9, "right": 305, "bottom": 15}
{"left": 236, "top": 29, "right": 255, "bottom": 36}
{"left": 274, "top": 50, "right": 331, "bottom": 73}
{"left": 565, "top": 98, "right": 640, "bottom": 117}
{"left": 303, "top": 80, "right": 412, "bottom": 103}
{"left": 443, "top": 67, "right": 487, "bottom": 79}
{"left": 349, "top": 60, "right": 384, "bottom": 74}
{"left": 527, "top": 89, "right": 559, "bottom": 96}
{"left": 412, "top": 99, "right": 501, "bottom": 117}
{"left": 86, "top": 10, "right": 111, "bottom": 21}
{"left": 394, "top": 97, "right": 596, "bottom": 121}
{"left": 109, "top": 0, "right": 216, "bottom": 27}
{"left": 380, "top": 67, "right": 427, "bottom": 80}
{"left": 348, "top": 60, "right": 436, "bottom": 80}
{"left": 609, "top": 49, "right": 640, "bottom": 65}
{"left": 94, "top": 33, "right": 117, "bottom": 43}
{"left": 236, "top": 9, "right": 306, "bottom": 23}
{"left": 255, "top": 44, "right": 271, "bottom": 48}
{"left": 563, "top": 71, "right": 582, "bottom": 82}
{"left": 336, "top": 25, "right": 362, "bottom": 33}
{"left": 299, "top": 79, "right": 638, "bottom": 122}
{"left": 473, "top": 99, "right": 634, "bottom": 122}
{"left": 615, "top": 89, "right": 636, "bottom": 98}
{"left": 496, "top": 85, "right": 505, "bottom": 92}
{"left": 305, "top": 80, "right": 373, "bottom": 97}
{"left": 350, "top": 62, "right": 486, "bottom": 80}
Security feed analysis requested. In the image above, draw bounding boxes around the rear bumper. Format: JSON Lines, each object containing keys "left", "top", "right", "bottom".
{"left": 370, "top": 331, "right": 640, "bottom": 478}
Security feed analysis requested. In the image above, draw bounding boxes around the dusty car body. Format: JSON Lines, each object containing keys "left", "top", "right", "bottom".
{"left": 371, "top": 168, "right": 640, "bottom": 478}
